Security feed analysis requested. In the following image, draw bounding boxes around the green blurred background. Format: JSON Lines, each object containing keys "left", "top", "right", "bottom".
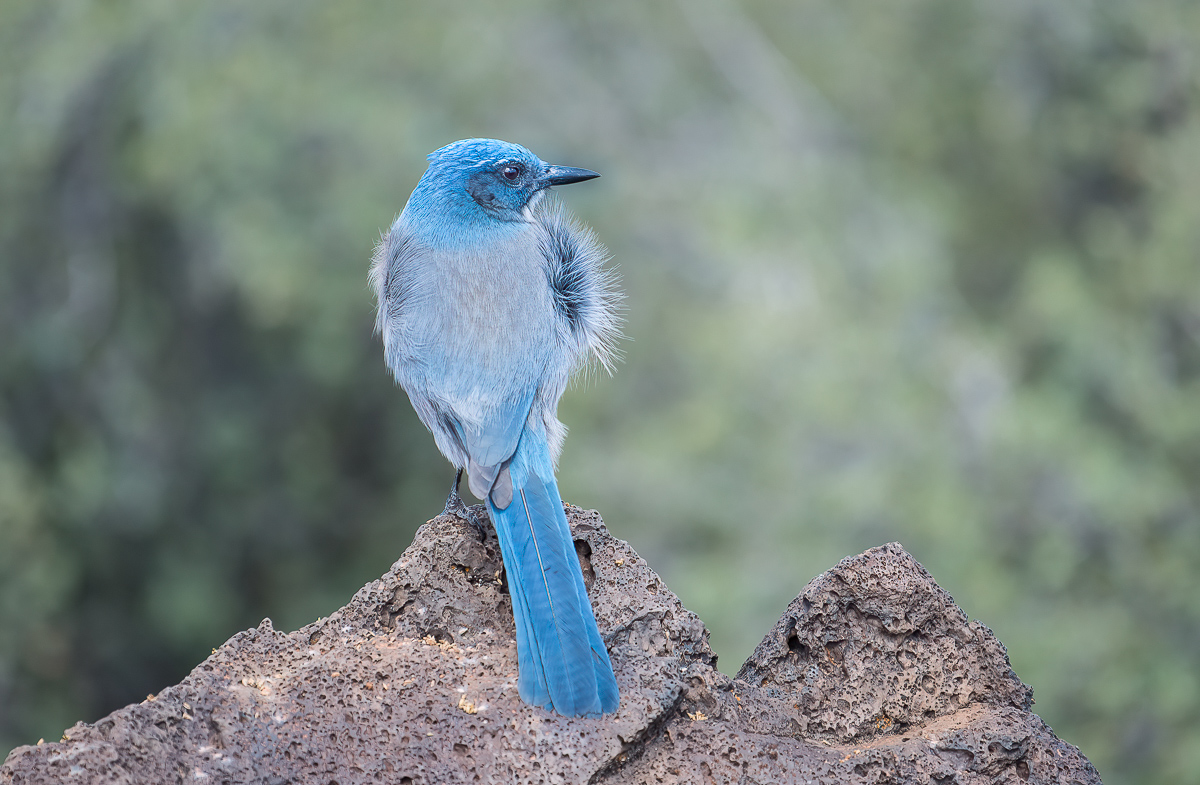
{"left": 2, "top": 1, "right": 1198, "bottom": 781}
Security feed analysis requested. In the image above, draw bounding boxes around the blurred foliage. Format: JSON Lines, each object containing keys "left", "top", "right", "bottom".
{"left": 1, "top": 1, "right": 1198, "bottom": 782}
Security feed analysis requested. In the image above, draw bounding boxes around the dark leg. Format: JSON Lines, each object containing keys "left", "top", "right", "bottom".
{"left": 443, "top": 468, "right": 488, "bottom": 540}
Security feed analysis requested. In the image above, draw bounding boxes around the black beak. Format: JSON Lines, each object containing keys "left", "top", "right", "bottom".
{"left": 542, "top": 165, "right": 601, "bottom": 187}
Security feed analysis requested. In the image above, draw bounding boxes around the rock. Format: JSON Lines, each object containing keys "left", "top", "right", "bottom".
{"left": 1, "top": 506, "right": 1100, "bottom": 784}
{"left": 735, "top": 543, "right": 1034, "bottom": 742}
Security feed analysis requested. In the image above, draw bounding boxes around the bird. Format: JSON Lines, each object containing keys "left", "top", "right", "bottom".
{"left": 370, "top": 138, "right": 622, "bottom": 717}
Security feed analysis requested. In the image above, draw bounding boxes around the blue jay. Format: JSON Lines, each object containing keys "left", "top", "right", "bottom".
{"left": 370, "top": 139, "right": 621, "bottom": 717}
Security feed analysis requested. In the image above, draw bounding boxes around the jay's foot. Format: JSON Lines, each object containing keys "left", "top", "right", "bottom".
{"left": 443, "top": 468, "right": 488, "bottom": 541}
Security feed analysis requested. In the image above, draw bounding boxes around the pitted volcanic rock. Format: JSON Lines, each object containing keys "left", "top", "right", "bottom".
{"left": 1, "top": 506, "right": 1100, "bottom": 785}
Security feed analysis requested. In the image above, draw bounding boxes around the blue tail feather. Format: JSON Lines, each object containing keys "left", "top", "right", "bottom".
{"left": 487, "top": 431, "right": 619, "bottom": 717}
{"left": 490, "top": 514, "right": 552, "bottom": 708}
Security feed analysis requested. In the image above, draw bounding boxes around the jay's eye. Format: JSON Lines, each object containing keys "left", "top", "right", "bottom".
{"left": 500, "top": 164, "right": 523, "bottom": 182}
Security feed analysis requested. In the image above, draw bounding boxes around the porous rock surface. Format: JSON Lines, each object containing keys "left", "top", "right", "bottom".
{"left": 2, "top": 505, "right": 1100, "bottom": 784}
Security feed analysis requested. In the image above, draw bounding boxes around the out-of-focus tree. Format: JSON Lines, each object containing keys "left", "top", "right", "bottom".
{"left": 1, "top": 2, "right": 1197, "bottom": 783}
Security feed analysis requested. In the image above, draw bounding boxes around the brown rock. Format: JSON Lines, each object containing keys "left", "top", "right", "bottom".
{"left": 735, "top": 542, "right": 1034, "bottom": 742}
{"left": 1, "top": 506, "right": 1100, "bottom": 784}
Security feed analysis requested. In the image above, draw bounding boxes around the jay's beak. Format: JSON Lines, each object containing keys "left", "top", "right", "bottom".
{"left": 541, "top": 165, "right": 600, "bottom": 187}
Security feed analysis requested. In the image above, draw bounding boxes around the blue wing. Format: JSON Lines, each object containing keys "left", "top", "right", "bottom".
{"left": 456, "top": 390, "right": 535, "bottom": 505}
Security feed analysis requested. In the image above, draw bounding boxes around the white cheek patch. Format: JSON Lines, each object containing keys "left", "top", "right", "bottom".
{"left": 522, "top": 189, "right": 545, "bottom": 222}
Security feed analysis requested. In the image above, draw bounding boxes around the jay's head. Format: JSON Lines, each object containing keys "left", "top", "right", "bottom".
{"left": 412, "top": 138, "right": 598, "bottom": 224}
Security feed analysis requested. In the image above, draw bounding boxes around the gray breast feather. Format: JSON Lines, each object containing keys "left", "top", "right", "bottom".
{"left": 535, "top": 198, "right": 623, "bottom": 377}
{"left": 370, "top": 198, "right": 622, "bottom": 498}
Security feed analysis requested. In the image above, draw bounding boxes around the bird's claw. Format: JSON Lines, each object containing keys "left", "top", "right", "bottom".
{"left": 444, "top": 493, "right": 488, "bottom": 541}
{"left": 444, "top": 469, "right": 489, "bottom": 542}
